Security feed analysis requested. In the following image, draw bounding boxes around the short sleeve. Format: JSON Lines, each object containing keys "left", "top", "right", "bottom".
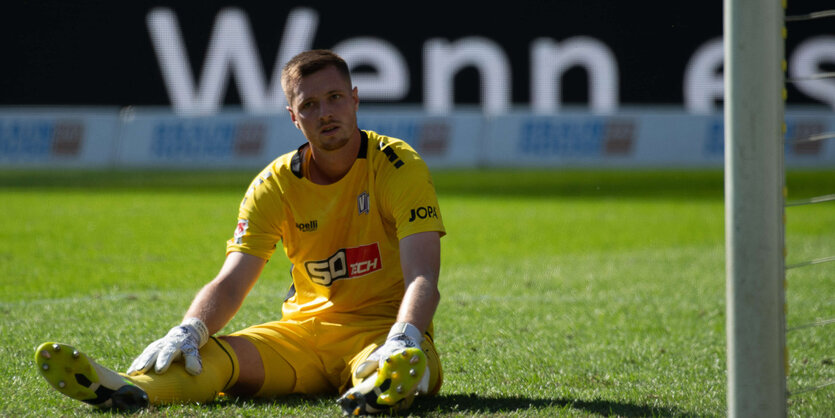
{"left": 225, "top": 169, "right": 283, "bottom": 259}
{"left": 377, "top": 144, "right": 445, "bottom": 240}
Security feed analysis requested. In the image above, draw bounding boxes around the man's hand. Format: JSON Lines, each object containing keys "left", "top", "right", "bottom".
{"left": 354, "top": 333, "right": 420, "bottom": 381}
{"left": 126, "top": 318, "right": 209, "bottom": 376}
{"left": 339, "top": 322, "right": 430, "bottom": 415}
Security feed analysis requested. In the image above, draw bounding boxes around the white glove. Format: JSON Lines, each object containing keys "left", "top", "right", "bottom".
{"left": 354, "top": 322, "right": 425, "bottom": 381}
{"left": 126, "top": 317, "right": 209, "bottom": 376}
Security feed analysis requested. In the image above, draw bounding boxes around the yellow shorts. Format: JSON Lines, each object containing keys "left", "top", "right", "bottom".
{"left": 228, "top": 316, "right": 442, "bottom": 397}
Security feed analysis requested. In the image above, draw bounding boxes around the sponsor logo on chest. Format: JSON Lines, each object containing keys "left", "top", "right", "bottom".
{"left": 296, "top": 220, "right": 318, "bottom": 232}
{"left": 304, "top": 243, "right": 383, "bottom": 286}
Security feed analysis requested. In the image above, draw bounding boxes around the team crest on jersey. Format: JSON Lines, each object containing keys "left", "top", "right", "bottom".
{"left": 234, "top": 219, "right": 249, "bottom": 244}
{"left": 357, "top": 191, "right": 370, "bottom": 215}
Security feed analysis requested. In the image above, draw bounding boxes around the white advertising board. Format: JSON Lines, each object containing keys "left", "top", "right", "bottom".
{"left": 0, "top": 108, "right": 120, "bottom": 168}
{"left": 117, "top": 109, "right": 304, "bottom": 168}
{"left": 0, "top": 107, "right": 833, "bottom": 169}
{"left": 482, "top": 110, "right": 834, "bottom": 168}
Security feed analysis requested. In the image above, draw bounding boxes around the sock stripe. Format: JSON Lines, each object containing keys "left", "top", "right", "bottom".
{"left": 210, "top": 336, "right": 237, "bottom": 391}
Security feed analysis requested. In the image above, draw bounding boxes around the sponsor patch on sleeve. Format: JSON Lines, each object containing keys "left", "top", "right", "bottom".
{"left": 408, "top": 206, "right": 440, "bottom": 222}
{"left": 234, "top": 219, "right": 249, "bottom": 244}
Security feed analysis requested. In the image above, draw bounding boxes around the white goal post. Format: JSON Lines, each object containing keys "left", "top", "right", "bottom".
{"left": 724, "top": 0, "right": 787, "bottom": 416}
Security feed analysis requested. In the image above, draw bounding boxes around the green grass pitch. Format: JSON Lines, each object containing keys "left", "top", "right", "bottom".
{"left": 1, "top": 168, "right": 833, "bottom": 417}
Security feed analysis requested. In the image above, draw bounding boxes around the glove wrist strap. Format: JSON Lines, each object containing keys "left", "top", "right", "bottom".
{"left": 182, "top": 317, "right": 210, "bottom": 347}
{"left": 387, "top": 321, "right": 423, "bottom": 345}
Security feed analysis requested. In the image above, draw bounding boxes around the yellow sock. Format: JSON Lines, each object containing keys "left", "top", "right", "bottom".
{"left": 123, "top": 337, "right": 239, "bottom": 404}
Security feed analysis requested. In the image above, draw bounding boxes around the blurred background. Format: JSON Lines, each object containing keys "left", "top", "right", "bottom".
{"left": 0, "top": 0, "right": 832, "bottom": 170}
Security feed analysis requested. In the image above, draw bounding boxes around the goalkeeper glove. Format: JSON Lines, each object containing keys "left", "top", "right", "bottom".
{"left": 338, "top": 322, "right": 430, "bottom": 415}
{"left": 354, "top": 322, "right": 426, "bottom": 382}
{"left": 126, "top": 317, "right": 209, "bottom": 376}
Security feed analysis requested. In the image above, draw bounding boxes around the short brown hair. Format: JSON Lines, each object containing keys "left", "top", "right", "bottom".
{"left": 281, "top": 49, "right": 352, "bottom": 104}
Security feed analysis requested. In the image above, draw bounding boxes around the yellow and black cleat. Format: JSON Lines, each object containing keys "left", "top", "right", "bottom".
{"left": 337, "top": 347, "right": 427, "bottom": 415}
{"left": 35, "top": 342, "right": 148, "bottom": 410}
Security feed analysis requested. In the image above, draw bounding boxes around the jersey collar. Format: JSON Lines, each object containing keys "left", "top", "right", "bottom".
{"left": 290, "top": 129, "right": 368, "bottom": 179}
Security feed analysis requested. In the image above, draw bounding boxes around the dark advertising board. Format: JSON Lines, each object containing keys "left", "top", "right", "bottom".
{"left": 2, "top": 1, "right": 833, "bottom": 113}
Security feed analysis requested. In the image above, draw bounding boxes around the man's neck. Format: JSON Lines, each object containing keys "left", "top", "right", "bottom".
{"left": 306, "top": 130, "right": 362, "bottom": 185}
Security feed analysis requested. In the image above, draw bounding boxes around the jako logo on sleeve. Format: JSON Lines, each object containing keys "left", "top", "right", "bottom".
{"left": 304, "top": 243, "right": 382, "bottom": 286}
{"left": 408, "top": 206, "right": 439, "bottom": 222}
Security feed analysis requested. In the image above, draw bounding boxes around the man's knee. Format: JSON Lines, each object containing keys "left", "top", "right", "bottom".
{"left": 421, "top": 338, "right": 443, "bottom": 395}
{"left": 218, "top": 336, "right": 264, "bottom": 396}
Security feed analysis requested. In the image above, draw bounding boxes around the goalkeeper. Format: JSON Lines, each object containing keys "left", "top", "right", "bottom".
{"left": 35, "top": 49, "right": 445, "bottom": 416}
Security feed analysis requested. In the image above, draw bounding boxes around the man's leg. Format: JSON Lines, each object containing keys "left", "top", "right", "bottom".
{"left": 35, "top": 342, "right": 149, "bottom": 410}
{"left": 217, "top": 335, "right": 264, "bottom": 396}
{"left": 35, "top": 336, "right": 264, "bottom": 409}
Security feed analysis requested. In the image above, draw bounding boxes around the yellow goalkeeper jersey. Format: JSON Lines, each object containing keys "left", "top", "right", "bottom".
{"left": 227, "top": 130, "right": 445, "bottom": 322}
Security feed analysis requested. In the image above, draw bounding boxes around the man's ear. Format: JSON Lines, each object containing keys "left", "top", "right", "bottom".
{"left": 287, "top": 106, "right": 300, "bottom": 130}
{"left": 352, "top": 87, "right": 359, "bottom": 111}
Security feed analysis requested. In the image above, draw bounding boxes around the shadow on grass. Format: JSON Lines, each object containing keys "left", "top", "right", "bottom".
{"left": 411, "top": 393, "right": 700, "bottom": 417}
{"left": 81, "top": 392, "right": 699, "bottom": 417}
{"left": 232, "top": 393, "right": 697, "bottom": 417}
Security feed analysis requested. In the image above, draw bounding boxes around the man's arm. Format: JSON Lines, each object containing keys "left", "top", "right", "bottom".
{"left": 184, "top": 251, "right": 267, "bottom": 334}
{"left": 127, "top": 251, "right": 266, "bottom": 375}
{"left": 396, "top": 231, "right": 441, "bottom": 334}
{"left": 342, "top": 230, "right": 441, "bottom": 411}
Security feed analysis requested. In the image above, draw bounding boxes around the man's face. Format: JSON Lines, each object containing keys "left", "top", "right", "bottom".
{"left": 287, "top": 65, "right": 359, "bottom": 152}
